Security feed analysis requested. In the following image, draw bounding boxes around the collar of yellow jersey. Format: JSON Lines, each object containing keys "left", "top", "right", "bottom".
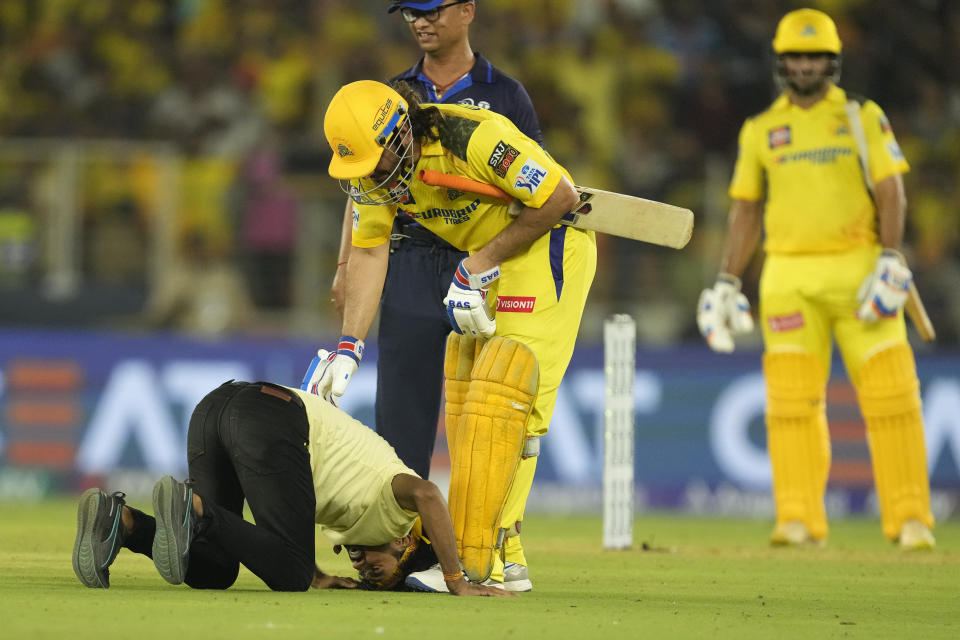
{"left": 773, "top": 84, "right": 847, "bottom": 111}
{"left": 419, "top": 137, "right": 445, "bottom": 158}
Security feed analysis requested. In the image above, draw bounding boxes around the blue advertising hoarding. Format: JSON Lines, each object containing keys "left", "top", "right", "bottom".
{"left": 0, "top": 330, "right": 957, "bottom": 518}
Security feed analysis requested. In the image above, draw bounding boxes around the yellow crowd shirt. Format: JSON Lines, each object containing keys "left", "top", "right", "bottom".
{"left": 352, "top": 103, "right": 570, "bottom": 250}
{"left": 288, "top": 387, "right": 420, "bottom": 546}
{"left": 728, "top": 85, "right": 909, "bottom": 254}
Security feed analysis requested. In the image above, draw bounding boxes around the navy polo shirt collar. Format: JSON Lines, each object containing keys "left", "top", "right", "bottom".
{"left": 395, "top": 52, "right": 494, "bottom": 102}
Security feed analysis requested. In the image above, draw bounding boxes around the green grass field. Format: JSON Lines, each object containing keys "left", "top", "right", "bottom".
{"left": 1, "top": 500, "right": 958, "bottom": 639}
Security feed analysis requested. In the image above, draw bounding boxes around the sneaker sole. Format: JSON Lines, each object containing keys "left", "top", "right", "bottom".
{"left": 405, "top": 576, "right": 447, "bottom": 593}
{"left": 72, "top": 488, "right": 108, "bottom": 588}
{"left": 152, "top": 476, "right": 190, "bottom": 585}
{"left": 504, "top": 578, "right": 532, "bottom": 592}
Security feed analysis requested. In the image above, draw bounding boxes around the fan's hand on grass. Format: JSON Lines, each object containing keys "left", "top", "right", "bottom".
{"left": 311, "top": 566, "right": 358, "bottom": 589}
{"left": 447, "top": 577, "right": 517, "bottom": 597}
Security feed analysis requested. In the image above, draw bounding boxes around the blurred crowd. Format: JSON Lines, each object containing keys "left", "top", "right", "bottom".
{"left": 0, "top": 0, "right": 957, "bottom": 344}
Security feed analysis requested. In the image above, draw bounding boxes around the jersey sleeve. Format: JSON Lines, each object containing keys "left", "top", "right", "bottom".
{"left": 466, "top": 118, "right": 564, "bottom": 209}
{"left": 861, "top": 100, "right": 910, "bottom": 184}
{"left": 350, "top": 202, "right": 395, "bottom": 248}
{"left": 728, "top": 117, "right": 764, "bottom": 201}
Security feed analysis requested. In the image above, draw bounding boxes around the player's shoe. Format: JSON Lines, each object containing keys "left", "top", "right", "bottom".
{"left": 503, "top": 562, "right": 532, "bottom": 592}
{"left": 404, "top": 564, "right": 506, "bottom": 592}
{"left": 770, "top": 521, "right": 822, "bottom": 547}
{"left": 152, "top": 475, "right": 197, "bottom": 585}
{"left": 404, "top": 563, "right": 448, "bottom": 592}
{"left": 72, "top": 488, "right": 128, "bottom": 588}
{"left": 898, "top": 519, "right": 935, "bottom": 550}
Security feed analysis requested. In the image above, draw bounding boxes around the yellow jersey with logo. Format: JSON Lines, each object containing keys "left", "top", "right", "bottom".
{"left": 289, "top": 386, "right": 419, "bottom": 546}
{"left": 728, "top": 85, "right": 909, "bottom": 255}
{"left": 351, "top": 103, "right": 570, "bottom": 250}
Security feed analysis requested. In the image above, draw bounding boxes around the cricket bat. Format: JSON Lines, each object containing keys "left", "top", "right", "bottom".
{"left": 906, "top": 282, "right": 936, "bottom": 342}
{"left": 418, "top": 170, "right": 694, "bottom": 249}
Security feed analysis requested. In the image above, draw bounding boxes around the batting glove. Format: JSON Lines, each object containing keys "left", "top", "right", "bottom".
{"left": 697, "top": 273, "right": 754, "bottom": 353}
{"left": 300, "top": 336, "right": 364, "bottom": 406}
{"left": 443, "top": 259, "right": 499, "bottom": 338}
{"left": 856, "top": 249, "right": 911, "bottom": 323}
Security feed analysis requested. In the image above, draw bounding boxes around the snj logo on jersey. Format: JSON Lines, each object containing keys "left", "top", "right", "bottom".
{"left": 776, "top": 147, "right": 851, "bottom": 165}
{"left": 496, "top": 296, "right": 536, "bottom": 313}
{"left": 398, "top": 199, "right": 481, "bottom": 225}
{"left": 768, "top": 311, "right": 804, "bottom": 332}
{"left": 768, "top": 126, "right": 791, "bottom": 148}
{"left": 488, "top": 141, "right": 521, "bottom": 178}
{"left": 514, "top": 159, "right": 548, "bottom": 194}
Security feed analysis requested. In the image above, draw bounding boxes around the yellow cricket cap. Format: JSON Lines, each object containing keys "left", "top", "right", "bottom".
{"left": 324, "top": 81, "right": 409, "bottom": 180}
{"left": 773, "top": 8, "right": 842, "bottom": 55}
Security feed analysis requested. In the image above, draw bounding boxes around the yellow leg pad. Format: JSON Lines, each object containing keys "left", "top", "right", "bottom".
{"left": 856, "top": 343, "right": 934, "bottom": 540}
{"left": 764, "top": 352, "right": 830, "bottom": 541}
{"left": 448, "top": 337, "right": 539, "bottom": 582}
{"left": 443, "top": 333, "right": 487, "bottom": 455}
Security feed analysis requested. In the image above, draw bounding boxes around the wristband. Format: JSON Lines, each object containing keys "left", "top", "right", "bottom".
{"left": 454, "top": 260, "right": 501, "bottom": 290}
{"left": 336, "top": 336, "right": 364, "bottom": 364}
{"left": 443, "top": 569, "right": 464, "bottom": 582}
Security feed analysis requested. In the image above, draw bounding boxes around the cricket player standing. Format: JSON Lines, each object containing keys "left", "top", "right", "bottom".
{"left": 697, "top": 9, "right": 935, "bottom": 548}
{"left": 305, "top": 79, "right": 596, "bottom": 588}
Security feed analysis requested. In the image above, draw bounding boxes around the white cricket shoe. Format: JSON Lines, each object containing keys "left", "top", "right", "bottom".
{"left": 404, "top": 564, "right": 448, "bottom": 592}
{"left": 770, "top": 521, "right": 822, "bottom": 547}
{"left": 898, "top": 519, "right": 935, "bottom": 550}
{"left": 503, "top": 562, "right": 532, "bottom": 592}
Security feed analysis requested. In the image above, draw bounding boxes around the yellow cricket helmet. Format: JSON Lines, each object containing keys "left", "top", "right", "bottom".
{"left": 323, "top": 80, "right": 409, "bottom": 180}
{"left": 772, "top": 8, "right": 841, "bottom": 55}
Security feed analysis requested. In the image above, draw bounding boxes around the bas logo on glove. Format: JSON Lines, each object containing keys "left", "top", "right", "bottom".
{"left": 444, "top": 260, "right": 498, "bottom": 338}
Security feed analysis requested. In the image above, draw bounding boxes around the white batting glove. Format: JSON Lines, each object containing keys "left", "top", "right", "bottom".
{"left": 300, "top": 336, "right": 364, "bottom": 406}
{"left": 856, "top": 249, "right": 911, "bottom": 323}
{"left": 443, "top": 259, "right": 499, "bottom": 338}
{"left": 697, "top": 273, "right": 754, "bottom": 353}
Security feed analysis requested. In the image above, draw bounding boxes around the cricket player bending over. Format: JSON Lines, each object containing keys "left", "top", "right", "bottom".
{"left": 302, "top": 79, "right": 596, "bottom": 589}
{"left": 72, "top": 380, "right": 511, "bottom": 595}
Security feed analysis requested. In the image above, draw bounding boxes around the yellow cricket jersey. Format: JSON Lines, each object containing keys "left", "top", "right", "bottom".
{"left": 288, "top": 387, "right": 420, "bottom": 546}
{"left": 729, "top": 85, "right": 909, "bottom": 254}
{"left": 351, "top": 103, "right": 570, "bottom": 250}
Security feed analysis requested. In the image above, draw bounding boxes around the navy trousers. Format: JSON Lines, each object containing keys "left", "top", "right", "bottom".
{"left": 375, "top": 229, "right": 466, "bottom": 479}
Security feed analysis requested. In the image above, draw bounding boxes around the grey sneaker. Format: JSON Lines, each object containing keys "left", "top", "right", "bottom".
{"left": 503, "top": 562, "right": 532, "bottom": 592}
{"left": 72, "top": 488, "right": 128, "bottom": 588}
{"left": 152, "top": 476, "right": 196, "bottom": 585}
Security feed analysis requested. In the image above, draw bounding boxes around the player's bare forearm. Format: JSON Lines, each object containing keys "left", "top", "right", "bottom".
{"left": 719, "top": 198, "right": 763, "bottom": 278}
{"left": 873, "top": 173, "right": 907, "bottom": 250}
{"left": 330, "top": 198, "right": 355, "bottom": 318}
{"left": 391, "top": 474, "right": 464, "bottom": 586}
{"left": 465, "top": 176, "right": 579, "bottom": 273}
{"left": 341, "top": 241, "right": 389, "bottom": 340}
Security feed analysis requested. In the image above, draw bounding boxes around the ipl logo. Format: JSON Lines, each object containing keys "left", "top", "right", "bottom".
{"left": 514, "top": 159, "right": 548, "bottom": 195}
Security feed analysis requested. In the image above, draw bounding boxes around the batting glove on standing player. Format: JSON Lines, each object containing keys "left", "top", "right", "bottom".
{"left": 856, "top": 249, "right": 911, "bottom": 323}
{"left": 443, "top": 259, "right": 498, "bottom": 338}
{"left": 300, "top": 336, "right": 364, "bottom": 406}
{"left": 697, "top": 273, "right": 754, "bottom": 353}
